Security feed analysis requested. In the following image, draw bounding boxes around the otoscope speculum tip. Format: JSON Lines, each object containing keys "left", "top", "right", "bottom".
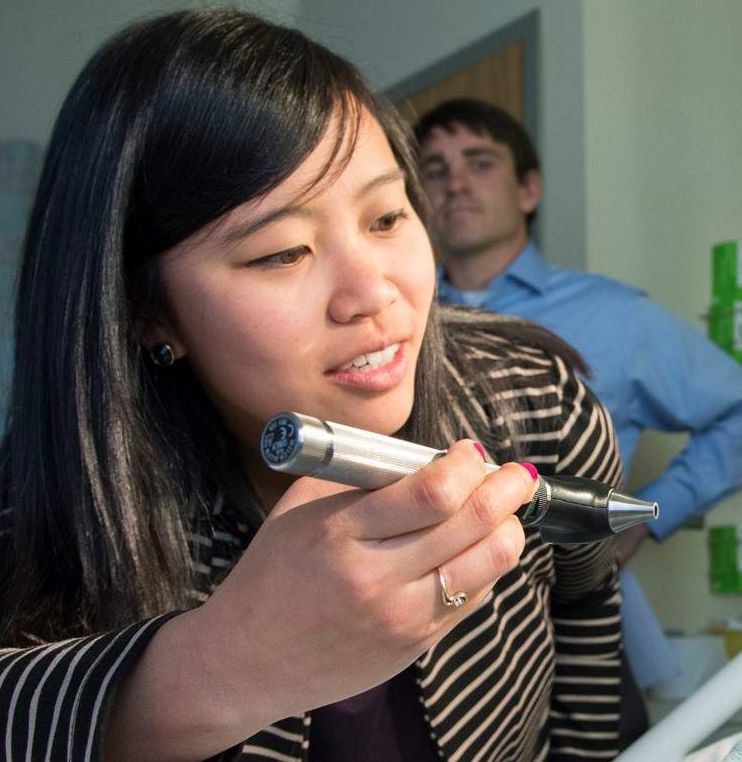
{"left": 607, "top": 491, "right": 659, "bottom": 533}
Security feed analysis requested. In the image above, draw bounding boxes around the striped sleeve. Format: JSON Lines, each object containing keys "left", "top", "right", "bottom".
{"left": 0, "top": 613, "right": 178, "bottom": 761}
{"left": 547, "top": 358, "right": 622, "bottom": 760}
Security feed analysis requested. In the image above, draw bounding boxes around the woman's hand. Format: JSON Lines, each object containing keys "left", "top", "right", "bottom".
{"left": 105, "top": 442, "right": 536, "bottom": 761}
{"left": 205, "top": 442, "right": 536, "bottom": 722}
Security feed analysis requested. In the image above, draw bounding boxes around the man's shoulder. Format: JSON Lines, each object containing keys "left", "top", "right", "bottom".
{"left": 545, "top": 261, "right": 647, "bottom": 302}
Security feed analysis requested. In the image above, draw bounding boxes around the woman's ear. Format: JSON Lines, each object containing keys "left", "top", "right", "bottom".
{"left": 136, "top": 314, "right": 187, "bottom": 362}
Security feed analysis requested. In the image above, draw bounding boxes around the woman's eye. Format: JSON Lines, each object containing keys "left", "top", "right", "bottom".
{"left": 253, "top": 246, "right": 309, "bottom": 267}
{"left": 371, "top": 210, "right": 408, "bottom": 233}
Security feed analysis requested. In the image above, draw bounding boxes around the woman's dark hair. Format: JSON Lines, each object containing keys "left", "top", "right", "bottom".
{"left": 0, "top": 9, "right": 583, "bottom": 643}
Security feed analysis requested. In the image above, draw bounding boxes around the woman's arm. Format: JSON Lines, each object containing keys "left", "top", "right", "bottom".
{"left": 2, "top": 444, "right": 536, "bottom": 761}
{"left": 101, "top": 443, "right": 536, "bottom": 761}
{"left": 0, "top": 615, "right": 177, "bottom": 761}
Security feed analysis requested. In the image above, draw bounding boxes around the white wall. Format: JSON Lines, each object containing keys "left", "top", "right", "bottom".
{"left": 583, "top": 0, "right": 742, "bottom": 326}
{"left": 582, "top": 0, "right": 742, "bottom": 631}
{"left": 0, "top": 0, "right": 301, "bottom": 145}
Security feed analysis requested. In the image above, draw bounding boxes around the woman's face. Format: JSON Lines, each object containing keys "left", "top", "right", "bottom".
{"left": 154, "top": 111, "right": 436, "bottom": 454}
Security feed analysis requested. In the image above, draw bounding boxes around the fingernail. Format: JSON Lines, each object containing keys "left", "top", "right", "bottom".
{"left": 473, "top": 442, "right": 486, "bottom": 460}
{"left": 520, "top": 462, "right": 539, "bottom": 482}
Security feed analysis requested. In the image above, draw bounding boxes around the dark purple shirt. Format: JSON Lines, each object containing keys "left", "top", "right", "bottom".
{"left": 309, "top": 666, "right": 440, "bottom": 761}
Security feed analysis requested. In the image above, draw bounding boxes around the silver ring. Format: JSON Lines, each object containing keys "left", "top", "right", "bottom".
{"left": 437, "top": 567, "right": 468, "bottom": 608}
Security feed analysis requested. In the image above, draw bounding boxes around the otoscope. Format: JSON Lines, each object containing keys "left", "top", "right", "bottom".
{"left": 260, "top": 412, "right": 658, "bottom": 544}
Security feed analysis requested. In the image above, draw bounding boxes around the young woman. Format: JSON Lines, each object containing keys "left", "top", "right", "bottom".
{"left": 0, "top": 9, "right": 622, "bottom": 761}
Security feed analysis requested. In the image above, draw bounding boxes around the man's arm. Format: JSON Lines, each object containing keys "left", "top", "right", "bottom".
{"left": 627, "top": 298, "right": 742, "bottom": 540}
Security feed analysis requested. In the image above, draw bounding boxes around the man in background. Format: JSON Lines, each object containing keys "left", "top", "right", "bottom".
{"left": 414, "top": 97, "right": 742, "bottom": 745}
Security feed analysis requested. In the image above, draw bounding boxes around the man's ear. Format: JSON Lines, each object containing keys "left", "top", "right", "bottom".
{"left": 518, "top": 170, "right": 542, "bottom": 216}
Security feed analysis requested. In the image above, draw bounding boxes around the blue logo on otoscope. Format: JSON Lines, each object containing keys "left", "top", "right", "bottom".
{"left": 261, "top": 415, "right": 299, "bottom": 465}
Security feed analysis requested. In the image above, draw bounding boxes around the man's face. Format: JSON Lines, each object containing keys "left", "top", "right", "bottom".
{"left": 419, "top": 124, "right": 538, "bottom": 258}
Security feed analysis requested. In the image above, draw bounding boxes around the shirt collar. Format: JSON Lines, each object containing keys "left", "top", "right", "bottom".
{"left": 502, "top": 241, "right": 549, "bottom": 295}
{"left": 437, "top": 240, "right": 550, "bottom": 300}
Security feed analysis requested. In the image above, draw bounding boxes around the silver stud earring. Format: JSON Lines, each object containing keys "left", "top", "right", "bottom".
{"left": 149, "top": 343, "right": 176, "bottom": 367}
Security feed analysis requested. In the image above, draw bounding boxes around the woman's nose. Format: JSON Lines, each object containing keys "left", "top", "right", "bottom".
{"left": 327, "top": 250, "right": 400, "bottom": 324}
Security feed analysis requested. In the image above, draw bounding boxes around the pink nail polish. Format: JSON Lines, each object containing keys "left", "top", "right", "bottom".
{"left": 520, "top": 462, "right": 539, "bottom": 481}
{"left": 473, "top": 442, "right": 486, "bottom": 460}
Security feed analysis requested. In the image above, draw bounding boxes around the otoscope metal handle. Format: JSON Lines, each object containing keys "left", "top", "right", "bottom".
{"left": 260, "top": 412, "right": 658, "bottom": 544}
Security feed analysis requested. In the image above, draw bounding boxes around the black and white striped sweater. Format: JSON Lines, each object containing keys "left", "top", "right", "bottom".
{"left": 0, "top": 316, "right": 622, "bottom": 761}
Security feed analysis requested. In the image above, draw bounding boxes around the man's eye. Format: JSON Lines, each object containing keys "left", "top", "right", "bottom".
{"left": 423, "top": 166, "right": 447, "bottom": 182}
{"left": 471, "top": 159, "right": 495, "bottom": 172}
{"left": 371, "top": 210, "right": 408, "bottom": 233}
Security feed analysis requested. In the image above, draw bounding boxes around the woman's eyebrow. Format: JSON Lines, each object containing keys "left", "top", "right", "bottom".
{"left": 353, "top": 167, "right": 405, "bottom": 200}
{"left": 218, "top": 205, "right": 312, "bottom": 245}
{"left": 218, "top": 167, "right": 406, "bottom": 245}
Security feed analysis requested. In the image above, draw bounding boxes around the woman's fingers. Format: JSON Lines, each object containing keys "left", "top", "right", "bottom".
{"left": 336, "top": 440, "right": 489, "bottom": 540}
{"left": 265, "top": 439, "right": 486, "bottom": 539}
{"left": 433, "top": 513, "right": 526, "bottom": 611}
{"left": 375, "top": 461, "right": 537, "bottom": 579}
{"left": 269, "top": 447, "right": 536, "bottom": 598}
{"left": 211, "top": 446, "right": 537, "bottom": 717}
{"left": 270, "top": 443, "right": 536, "bottom": 556}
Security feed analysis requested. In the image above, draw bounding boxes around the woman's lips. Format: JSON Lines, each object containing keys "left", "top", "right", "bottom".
{"left": 326, "top": 343, "right": 408, "bottom": 392}
{"left": 337, "top": 342, "right": 400, "bottom": 372}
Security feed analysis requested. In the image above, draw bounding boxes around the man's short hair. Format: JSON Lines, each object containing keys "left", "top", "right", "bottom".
{"left": 413, "top": 98, "right": 541, "bottom": 182}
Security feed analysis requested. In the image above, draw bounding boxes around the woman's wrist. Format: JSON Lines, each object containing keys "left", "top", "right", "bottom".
{"left": 104, "top": 603, "right": 277, "bottom": 762}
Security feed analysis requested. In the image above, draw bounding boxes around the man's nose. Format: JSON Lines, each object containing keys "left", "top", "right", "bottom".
{"left": 445, "top": 163, "right": 470, "bottom": 194}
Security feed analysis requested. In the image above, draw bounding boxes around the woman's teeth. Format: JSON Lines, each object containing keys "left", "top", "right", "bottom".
{"left": 339, "top": 343, "right": 399, "bottom": 372}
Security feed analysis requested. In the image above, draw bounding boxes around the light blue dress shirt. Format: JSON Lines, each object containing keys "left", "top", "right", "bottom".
{"left": 438, "top": 242, "right": 742, "bottom": 687}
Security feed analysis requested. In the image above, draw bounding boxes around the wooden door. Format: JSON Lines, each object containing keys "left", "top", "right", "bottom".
{"left": 394, "top": 40, "right": 525, "bottom": 127}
